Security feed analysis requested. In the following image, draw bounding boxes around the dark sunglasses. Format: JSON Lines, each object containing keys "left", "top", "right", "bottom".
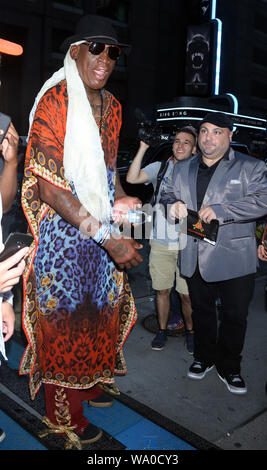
{"left": 83, "top": 42, "right": 121, "bottom": 61}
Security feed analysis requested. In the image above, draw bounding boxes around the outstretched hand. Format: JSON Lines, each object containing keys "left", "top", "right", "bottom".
{"left": 169, "top": 201, "right": 188, "bottom": 219}
{"left": 113, "top": 196, "right": 142, "bottom": 224}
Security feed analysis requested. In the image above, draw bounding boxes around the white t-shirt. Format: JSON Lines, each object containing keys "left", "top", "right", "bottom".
{"left": 143, "top": 159, "right": 179, "bottom": 247}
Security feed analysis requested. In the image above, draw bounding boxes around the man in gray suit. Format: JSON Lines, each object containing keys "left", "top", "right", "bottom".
{"left": 161, "top": 112, "right": 267, "bottom": 394}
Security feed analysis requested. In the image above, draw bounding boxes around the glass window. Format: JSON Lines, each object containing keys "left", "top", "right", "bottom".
{"left": 253, "top": 47, "right": 267, "bottom": 68}
{"left": 96, "top": 0, "right": 130, "bottom": 22}
{"left": 52, "top": 28, "right": 70, "bottom": 53}
{"left": 251, "top": 80, "right": 266, "bottom": 100}
{"left": 254, "top": 13, "right": 267, "bottom": 33}
{"left": 53, "top": 0, "right": 83, "bottom": 7}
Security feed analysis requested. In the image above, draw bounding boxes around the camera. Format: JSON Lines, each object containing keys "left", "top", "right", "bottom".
{"left": 135, "top": 108, "right": 171, "bottom": 147}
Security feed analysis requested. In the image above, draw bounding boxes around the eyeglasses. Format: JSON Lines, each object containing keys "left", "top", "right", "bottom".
{"left": 83, "top": 42, "right": 121, "bottom": 61}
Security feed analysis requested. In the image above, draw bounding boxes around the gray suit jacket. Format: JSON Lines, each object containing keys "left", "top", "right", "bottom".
{"left": 160, "top": 149, "right": 267, "bottom": 282}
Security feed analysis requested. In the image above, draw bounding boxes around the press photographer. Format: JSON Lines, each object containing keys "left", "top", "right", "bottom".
{"left": 126, "top": 123, "right": 197, "bottom": 353}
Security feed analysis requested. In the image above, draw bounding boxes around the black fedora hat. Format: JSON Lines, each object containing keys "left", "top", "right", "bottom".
{"left": 60, "top": 14, "right": 131, "bottom": 53}
{"left": 199, "top": 112, "right": 233, "bottom": 131}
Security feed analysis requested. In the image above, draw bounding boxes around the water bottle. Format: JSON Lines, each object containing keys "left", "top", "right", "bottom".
{"left": 127, "top": 209, "right": 152, "bottom": 225}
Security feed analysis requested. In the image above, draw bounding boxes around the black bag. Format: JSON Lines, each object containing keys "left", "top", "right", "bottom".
{"left": 149, "top": 160, "right": 170, "bottom": 227}
{"left": 187, "top": 209, "right": 219, "bottom": 245}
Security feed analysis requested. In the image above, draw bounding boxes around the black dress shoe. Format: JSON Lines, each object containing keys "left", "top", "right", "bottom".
{"left": 87, "top": 391, "right": 114, "bottom": 407}
{"left": 79, "top": 423, "right": 103, "bottom": 444}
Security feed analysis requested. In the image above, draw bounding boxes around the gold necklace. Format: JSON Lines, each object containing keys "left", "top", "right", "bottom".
{"left": 87, "top": 89, "right": 104, "bottom": 135}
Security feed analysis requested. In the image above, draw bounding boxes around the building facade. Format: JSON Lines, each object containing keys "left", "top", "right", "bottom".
{"left": 0, "top": 0, "right": 266, "bottom": 149}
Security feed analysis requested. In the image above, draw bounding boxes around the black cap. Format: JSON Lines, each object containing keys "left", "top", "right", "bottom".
{"left": 60, "top": 14, "right": 131, "bottom": 53}
{"left": 199, "top": 112, "right": 233, "bottom": 131}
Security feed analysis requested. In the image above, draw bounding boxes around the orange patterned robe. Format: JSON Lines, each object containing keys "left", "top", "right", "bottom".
{"left": 20, "top": 81, "right": 137, "bottom": 400}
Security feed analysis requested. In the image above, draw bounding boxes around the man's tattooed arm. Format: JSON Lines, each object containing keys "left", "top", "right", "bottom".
{"left": 38, "top": 175, "right": 100, "bottom": 236}
{"left": 37, "top": 176, "right": 143, "bottom": 268}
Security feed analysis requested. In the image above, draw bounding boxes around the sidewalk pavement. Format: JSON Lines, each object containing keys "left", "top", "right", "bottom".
{"left": 116, "top": 240, "right": 267, "bottom": 450}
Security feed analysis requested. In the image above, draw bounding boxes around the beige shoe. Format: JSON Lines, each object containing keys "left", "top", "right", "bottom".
{"left": 99, "top": 383, "right": 120, "bottom": 396}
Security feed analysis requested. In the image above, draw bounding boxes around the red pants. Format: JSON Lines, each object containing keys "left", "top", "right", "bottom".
{"left": 44, "top": 384, "right": 103, "bottom": 435}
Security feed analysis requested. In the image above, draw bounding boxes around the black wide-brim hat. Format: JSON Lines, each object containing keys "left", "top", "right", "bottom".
{"left": 60, "top": 14, "right": 131, "bottom": 54}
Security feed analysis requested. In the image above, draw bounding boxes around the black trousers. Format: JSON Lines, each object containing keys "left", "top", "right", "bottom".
{"left": 186, "top": 267, "right": 255, "bottom": 375}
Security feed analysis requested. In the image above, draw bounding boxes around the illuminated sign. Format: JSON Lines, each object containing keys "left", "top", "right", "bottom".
{"left": 213, "top": 18, "right": 222, "bottom": 95}
{"left": 184, "top": 0, "right": 222, "bottom": 96}
{"left": 185, "top": 22, "right": 212, "bottom": 96}
{"left": 156, "top": 106, "right": 266, "bottom": 132}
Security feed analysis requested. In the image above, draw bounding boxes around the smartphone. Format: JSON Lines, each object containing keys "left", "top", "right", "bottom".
{"left": 0, "top": 112, "right": 11, "bottom": 145}
{"left": 0, "top": 232, "right": 33, "bottom": 263}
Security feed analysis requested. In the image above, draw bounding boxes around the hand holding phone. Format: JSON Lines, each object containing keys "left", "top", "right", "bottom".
{"left": 0, "top": 233, "right": 33, "bottom": 292}
{"left": 0, "top": 232, "right": 33, "bottom": 263}
{"left": 0, "top": 246, "right": 29, "bottom": 292}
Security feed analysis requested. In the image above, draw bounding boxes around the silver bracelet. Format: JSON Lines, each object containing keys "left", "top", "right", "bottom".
{"left": 93, "top": 223, "right": 111, "bottom": 246}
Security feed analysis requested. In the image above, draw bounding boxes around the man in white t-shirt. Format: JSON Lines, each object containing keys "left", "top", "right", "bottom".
{"left": 127, "top": 126, "right": 197, "bottom": 352}
{"left": 0, "top": 122, "right": 29, "bottom": 443}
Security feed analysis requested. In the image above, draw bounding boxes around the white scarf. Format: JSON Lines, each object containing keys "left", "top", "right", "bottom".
{"left": 28, "top": 42, "right": 111, "bottom": 222}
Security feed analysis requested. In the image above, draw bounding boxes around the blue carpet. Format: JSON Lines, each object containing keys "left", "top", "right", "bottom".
{"left": 84, "top": 402, "right": 195, "bottom": 450}
{"left": 1, "top": 338, "right": 197, "bottom": 450}
{"left": 0, "top": 409, "right": 46, "bottom": 450}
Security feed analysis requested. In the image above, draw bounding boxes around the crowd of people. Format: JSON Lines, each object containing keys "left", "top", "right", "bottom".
{"left": 0, "top": 14, "right": 267, "bottom": 449}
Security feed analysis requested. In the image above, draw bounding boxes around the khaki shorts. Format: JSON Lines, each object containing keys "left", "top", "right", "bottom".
{"left": 149, "top": 240, "right": 189, "bottom": 294}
